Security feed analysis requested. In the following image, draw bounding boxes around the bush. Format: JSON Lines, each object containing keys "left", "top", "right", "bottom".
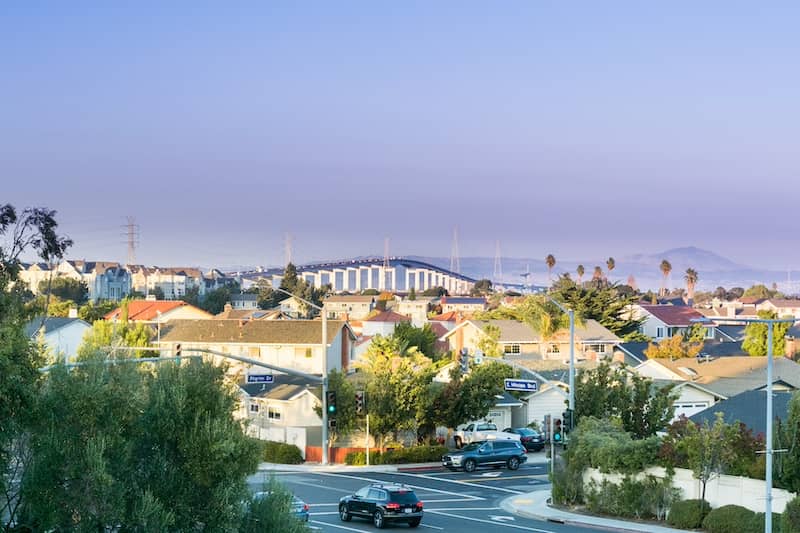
{"left": 783, "top": 496, "right": 800, "bottom": 533}
{"left": 752, "top": 512, "right": 782, "bottom": 532}
{"left": 261, "top": 441, "right": 304, "bottom": 464}
{"left": 584, "top": 475, "right": 679, "bottom": 520}
{"left": 344, "top": 446, "right": 447, "bottom": 465}
{"left": 703, "top": 505, "right": 757, "bottom": 533}
{"left": 667, "top": 499, "right": 710, "bottom": 529}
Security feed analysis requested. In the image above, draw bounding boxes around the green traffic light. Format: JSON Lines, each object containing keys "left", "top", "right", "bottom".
{"left": 328, "top": 405, "right": 336, "bottom": 413}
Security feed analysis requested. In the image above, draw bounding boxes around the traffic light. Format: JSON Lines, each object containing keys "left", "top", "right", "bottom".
{"left": 553, "top": 418, "right": 563, "bottom": 443}
{"left": 459, "top": 348, "right": 469, "bottom": 373}
{"left": 355, "top": 390, "right": 366, "bottom": 415}
{"left": 563, "top": 409, "right": 574, "bottom": 434}
{"left": 326, "top": 390, "right": 337, "bottom": 416}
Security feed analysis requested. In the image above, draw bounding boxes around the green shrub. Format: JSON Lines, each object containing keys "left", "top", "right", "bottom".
{"left": 584, "top": 475, "right": 679, "bottom": 520}
{"left": 667, "top": 499, "right": 710, "bottom": 529}
{"left": 752, "top": 512, "right": 782, "bottom": 532}
{"left": 783, "top": 496, "right": 800, "bottom": 533}
{"left": 703, "top": 505, "right": 757, "bottom": 533}
{"left": 344, "top": 446, "right": 447, "bottom": 465}
{"left": 261, "top": 441, "right": 304, "bottom": 464}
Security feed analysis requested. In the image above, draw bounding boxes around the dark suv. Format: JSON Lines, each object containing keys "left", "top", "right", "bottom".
{"left": 503, "top": 427, "right": 545, "bottom": 452}
{"left": 339, "top": 483, "right": 423, "bottom": 528}
{"left": 442, "top": 440, "right": 528, "bottom": 472}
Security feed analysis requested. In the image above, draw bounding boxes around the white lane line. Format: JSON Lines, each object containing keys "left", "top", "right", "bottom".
{"left": 426, "top": 510, "right": 555, "bottom": 532}
{"left": 283, "top": 479, "right": 355, "bottom": 493}
{"left": 419, "top": 523, "right": 444, "bottom": 530}
{"left": 310, "top": 520, "right": 371, "bottom": 532}
{"left": 390, "top": 472, "right": 524, "bottom": 494}
{"left": 315, "top": 472, "right": 483, "bottom": 500}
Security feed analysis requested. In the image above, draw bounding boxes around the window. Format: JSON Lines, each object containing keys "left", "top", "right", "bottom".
{"left": 355, "top": 487, "right": 370, "bottom": 498}
{"left": 656, "top": 327, "right": 665, "bottom": 338}
{"left": 548, "top": 344, "right": 560, "bottom": 353}
{"left": 504, "top": 344, "right": 521, "bottom": 354}
{"left": 705, "top": 327, "right": 714, "bottom": 339}
{"left": 249, "top": 403, "right": 259, "bottom": 413}
{"left": 588, "top": 344, "right": 607, "bottom": 353}
{"left": 268, "top": 406, "right": 281, "bottom": 421}
{"left": 305, "top": 348, "right": 313, "bottom": 358}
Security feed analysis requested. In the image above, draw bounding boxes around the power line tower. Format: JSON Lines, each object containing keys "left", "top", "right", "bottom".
{"left": 493, "top": 240, "right": 503, "bottom": 284}
{"left": 450, "top": 227, "right": 461, "bottom": 274}
{"left": 284, "top": 233, "right": 293, "bottom": 266}
{"left": 383, "top": 237, "right": 390, "bottom": 269}
{"left": 520, "top": 263, "right": 531, "bottom": 293}
{"left": 124, "top": 216, "right": 139, "bottom": 265}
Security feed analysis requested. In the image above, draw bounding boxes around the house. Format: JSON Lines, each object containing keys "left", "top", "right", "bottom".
{"left": 520, "top": 381, "right": 569, "bottom": 430}
{"left": 280, "top": 295, "right": 309, "bottom": 319}
{"left": 634, "top": 304, "right": 715, "bottom": 341}
{"left": 654, "top": 380, "right": 728, "bottom": 420}
{"left": 230, "top": 293, "right": 258, "bottom": 310}
{"left": 441, "top": 319, "right": 621, "bottom": 361}
{"left": 757, "top": 299, "right": 800, "bottom": 319}
{"left": 483, "top": 392, "right": 524, "bottom": 431}
{"left": 105, "top": 299, "right": 212, "bottom": 323}
{"left": 361, "top": 310, "right": 411, "bottom": 337}
{"left": 616, "top": 339, "right": 749, "bottom": 366}
{"left": 440, "top": 297, "right": 487, "bottom": 314}
{"left": 25, "top": 317, "right": 91, "bottom": 363}
{"left": 157, "top": 319, "right": 357, "bottom": 376}
{"left": 323, "top": 295, "right": 376, "bottom": 320}
{"left": 128, "top": 265, "right": 236, "bottom": 300}
{"left": 428, "top": 311, "right": 463, "bottom": 332}
{"left": 395, "top": 297, "right": 433, "bottom": 327}
{"left": 216, "top": 305, "right": 285, "bottom": 321}
{"left": 690, "top": 389, "right": 794, "bottom": 437}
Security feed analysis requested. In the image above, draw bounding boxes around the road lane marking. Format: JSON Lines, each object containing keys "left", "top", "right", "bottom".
{"left": 426, "top": 510, "right": 555, "bottom": 532}
{"left": 316, "top": 472, "right": 483, "bottom": 500}
{"left": 458, "top": 475, "right": 546, "bottom": 483}
{"left": 391, "top": 472, "right": 523, "bottom": 494}
{"left": 310, "top": 520, "right": 372, "bottom": 532}
{"left": 419, "top": 523, "right": 444, "bottom": 530}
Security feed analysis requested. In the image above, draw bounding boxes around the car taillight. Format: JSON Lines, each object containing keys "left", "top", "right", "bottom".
{"left": 417, "top": 501, "right": 424, "bottom": 509}
{"left": 386, "top": 503, "right": 400, "bottom": 511}
{"left": 303, "top": 504, "right": 309, "bottom": 511}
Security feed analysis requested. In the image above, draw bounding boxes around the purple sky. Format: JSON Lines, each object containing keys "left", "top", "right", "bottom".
{"left": 3, "top": 2, "right": 799, "bottom": 270}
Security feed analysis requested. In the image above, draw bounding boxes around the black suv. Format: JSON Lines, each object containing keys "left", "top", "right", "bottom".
{"left": 339, "top": 483, "right": 423, "bottom": 529}
{"left": 503, "top": 427, "right": 545, "bottom": 452}
{"left": 442, "top": 440, "right": 528, "bottom": 472}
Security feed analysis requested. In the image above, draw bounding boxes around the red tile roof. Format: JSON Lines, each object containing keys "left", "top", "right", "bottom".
{"left": 640, "top": 305, "right": 706, "bottom": 327}
{"left": 429, "top": 311, "right": 463, "bottom": 322}
{"left": 364, "top": 310, "right": 411, "bottom": 323}
{"left": 105, "top": 300, "right": 188, "bottom": 322}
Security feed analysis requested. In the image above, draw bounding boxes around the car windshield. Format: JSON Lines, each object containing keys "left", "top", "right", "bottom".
{"left": 462, "top": 443, "right": 482, "bottom": 451}
{"left": 516, "top": 428, "right": 537, "bottom": 436}
{"left": 389, "top": 491, "right": 419, "bottom": 504}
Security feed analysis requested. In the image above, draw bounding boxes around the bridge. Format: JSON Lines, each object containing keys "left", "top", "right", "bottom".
{"left": 237, "top": 257, "right": 477, "bottom": 295}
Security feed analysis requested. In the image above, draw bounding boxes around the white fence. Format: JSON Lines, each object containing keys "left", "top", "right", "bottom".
{"left": 584, "top": 466, "right": 796, "bottom": 514}
{"left": 246, "top": 424, "right": 308, "bottom": 459}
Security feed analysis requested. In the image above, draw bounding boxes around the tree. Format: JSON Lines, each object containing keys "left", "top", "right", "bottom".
{"left": 241, "top": 477, "right": 311, "bottom": 533}
{"left": 78, "top": 300, "right": 117, "bottom": 322}
{"left": 545, "top": 254, "right": 556, "bottom": 284}
{"left": 576, "top": 265, "right": 585, "bottom": 284}
{"left": 742, "top": 310, "right": 792, "bottom": 356}
{"left": 659, "top": 260, "right": 672, "bottom": 296}
{"left": 685, "top": 268, "right": 698, "bottom": 302}
{"left": 79, "top": 301, "right": 155, "bottom": 359}
{"left": 0, "top": 205, "right": 71, "bottom": 529}
{"left": 313, "top": 369, "right": 357, "bottom": 447}
{"left": 471, "top": 279, "right": 493, "bottom": 296}
{"left": 38, "top": 276, "right": 88, "bottom": 305}
{"left": 408, "top": 287, "right": 416, "bottom": 301}
{"left": 180, "top": 285, "right": 201, "bottom": 307}
{"left": 606, "top": 257, "right": 615, "bottom": 278}
{"left": 726, "top": 287, "right": 745, "bottom": 300}
{"left": 644, "top": 334, "right": 703, "bottom": 361}
{"left": 476, "top": 324, "right": 503, "bottom": 358}
{"left": 422, "top": 286, "right": 448, "bottom": 297}
{"left": 743, "top": 283, "right": 783, "bottom": 300}
{"left": 475, "top": 294, "right": 572, "bottom": 339}
{"left": 201, "top": 286, "right": 233, "bottom": 315}
{"left": 392, "top": 322, "right": 438, "bottom": 359}
{"left": 573, "top": 362, "right": 676, "bottom": 438}
{"left": 592, "top": 266, "right": 603, "bottom": 282}
{"left": 776, "top": 393, "right": 800, "bottom": 493}
{"left": 680, "top": 413, "right": 736, "bottom": 503}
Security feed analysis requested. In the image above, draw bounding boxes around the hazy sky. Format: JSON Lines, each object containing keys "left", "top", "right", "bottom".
{"left": 3, "top": 2, "right": 799, "bottom": 270}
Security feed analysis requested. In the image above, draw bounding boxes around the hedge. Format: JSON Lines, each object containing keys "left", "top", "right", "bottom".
{"left": 344, "top": 445, "right": 447, "bottom": 465}
{"left": 667, "top": 499, "right": 710, "bottom": 529}
{"left": 703, "top": 505, "right": 757, "bottom": 533}
{"left": 784, "top": 497, "right": 800, "bottom": 533}
{"left": 261, "top": 441, "right": 304, "bottom": 464}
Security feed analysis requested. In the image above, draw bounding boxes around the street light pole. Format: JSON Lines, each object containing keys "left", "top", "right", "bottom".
{"left": 274, "top": 287, "right": 330, "bottom": 466}
{"left": 548, "top": 298, "right": 576, "bottom": 410}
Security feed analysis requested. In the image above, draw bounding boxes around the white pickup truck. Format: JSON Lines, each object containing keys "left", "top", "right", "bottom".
{"left": 453, "top": 422, "right": 521, "bottom": 448}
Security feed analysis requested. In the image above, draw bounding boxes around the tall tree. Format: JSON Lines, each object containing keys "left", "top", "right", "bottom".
{"left": 685, "top": 268, "right": 699, "bottom": 302}
{"left": 742, "top": 310, "right": 792, "bottom": 356}
{"left": 545, "top": 254, "right": 556, "bottom": 285}
{"left": 659, "top": 260, "right": 672, "bottom": 297}
{"left": 38, "top": 277, "right": 88, "bottom": 305}
{"left": 576, "top": 265, "right": 585, "bottom": 284}
{"left": 679, "top": 413, "right": 736, "bottom": 503}
{"left": 606, "top": 257, "right": 615, "bottom": 278}
{"left": 592, "top": 265, "right": 603, "bottom": 282}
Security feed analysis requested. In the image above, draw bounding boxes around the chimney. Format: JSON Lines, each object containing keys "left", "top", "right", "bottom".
{"left": 68, "top": 307, "right": 78, "bottom": 318}
{"left": 727, "top": 305, "right": 736, "bottom": 318}
{"left": 223, "top": 303, "right": 232, "bottom": 312}
{"left": 786, "top": 337, "right": 797, "bottom": 360}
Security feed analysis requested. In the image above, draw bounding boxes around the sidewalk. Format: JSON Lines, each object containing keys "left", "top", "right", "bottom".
{"left": 501, "top": 489, "right": 690, "bottom": 533}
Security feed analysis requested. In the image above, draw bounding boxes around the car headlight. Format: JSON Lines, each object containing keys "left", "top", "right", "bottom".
{"left": 451, "top": 456, "right": 463, "bottom": 465}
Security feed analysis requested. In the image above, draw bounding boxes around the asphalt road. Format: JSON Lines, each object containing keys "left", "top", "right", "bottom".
{"left": 248, "top": 462, "right": 604, "bottom": 532}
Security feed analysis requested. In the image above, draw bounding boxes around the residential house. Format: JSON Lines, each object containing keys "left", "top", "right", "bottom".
{"left": 157, "top": 319, "right": 356, "bottom": 376}
{"left": 690, "top": 389, "right": 794, "bottom": 437}
{"left": 757, "top": 299, "right": 800, "bottom": 319}
{"left": 615, "top": 339, "right": 749, "bottom": 367}
{"left": 105, "top": 299, "right": 212, "bottom": 324}
{"left": 654, "top": 380, "right": 728, "bottom": 420}
{"left": 634, "top": 304, "right": 715, "bottom": 341}
{"left": 216, "top": 304, "right": 285, "bottom": 321}
{"left": 31, "top": 260, "right": 131, "bottom": 302}
{"left": 441, "top": 319, "right": 621, "bottom": 361}
{"left": 129, "top": 265, "right": 235, "bottom": 300}
{"left": 361, "top": 310, "right": 411, "bottom": 337}
{"left": 25, "top": 317, "right": 91, "bottom": 363}
{"left": 440, "top": 296, "right": 487, "bottom": 314}
{"left": 395, "top": 297, "right": 433, "bottom": 327}
{"left": 323, "top": 295, "right": 376, "bottom": 320}
{"left": 428, "top": 311, "right": 463, "bottom": 332}
{"left": 230, "top": 293, "right": 258, "bottom": 310}
{"left": 280, "top": 296, "right": 309, "bottom": 319}
{"left": 17, "top": 262, "right": 53, "bottom": 294}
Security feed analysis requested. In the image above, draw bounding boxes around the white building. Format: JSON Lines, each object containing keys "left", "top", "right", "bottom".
{"left": 25, "top": 317, "right": 91, "bottom": 363}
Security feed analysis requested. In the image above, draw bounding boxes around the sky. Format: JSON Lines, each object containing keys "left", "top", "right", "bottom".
{"left": 2, "top": 1, "right": 799, "bottom": 271}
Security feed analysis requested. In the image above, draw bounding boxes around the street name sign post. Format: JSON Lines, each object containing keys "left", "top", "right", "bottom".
{"left": 504, "top": 379, "right": 538, "bottom": 392}
{"left": 246, "top": 374, "right": 275, "bottom": 384}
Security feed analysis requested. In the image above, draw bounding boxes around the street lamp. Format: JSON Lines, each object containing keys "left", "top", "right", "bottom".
{"left": 273, "top": 287, "right": 331, "bottom": 466}
{"left": 548, "top": 298, "right": 576, "bottom": 411}
{"left": 694, "top": 315, "right": 797, "bottom": 533}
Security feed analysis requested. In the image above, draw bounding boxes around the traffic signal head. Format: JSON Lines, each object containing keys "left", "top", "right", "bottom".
{"left": 553, "top": 418, "right": 563, "bottom": 442}
{"left": 326, "top": 390, "right": 337, "bottom": 415}
{"left": 459, "top": 348, "right": 469, "bottom": 373}
{"left": 355, "top": 390, "right": 366, "bottom": 415}
{"left": 563, "top": 409, "right": 574, "bottom": 434}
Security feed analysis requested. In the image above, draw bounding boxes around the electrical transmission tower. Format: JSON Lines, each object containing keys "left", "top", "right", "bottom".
{"left": 450, "top": 227, "right": 461, "bottom": 274}
{"left": 383, "top": 237, "right": 390, "bottom": 269}
{"left": 124, "top": 216, "right": 139, "bottom": 265}
{"left": 493, "top": 240, "right": 503, "bottom": 283}
{"left": 284, "top": 233, "right": 293, "bottom": 266}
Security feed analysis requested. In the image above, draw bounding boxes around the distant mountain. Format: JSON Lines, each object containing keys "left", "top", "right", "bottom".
{"left": 622, "top": 246, "right": 748, "bottom": 272}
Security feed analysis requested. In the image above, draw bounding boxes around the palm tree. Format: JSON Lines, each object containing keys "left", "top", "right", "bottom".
{"left": 545, "top": 254, "right": 556, "bottom": 285}
{"left": 576, "top": 264, "right": 585, "bottom": 284}
{"left": 685, "top": 268, "right": 698, "bottom": 302}
{"left": 606, "top": 257, "right": 615, "bottom": 279}
{"left": 660, "top": 259, "right": 672, "bottom": 297}
{"left": 592, "top": 265, "right": 603, "bottom": 281}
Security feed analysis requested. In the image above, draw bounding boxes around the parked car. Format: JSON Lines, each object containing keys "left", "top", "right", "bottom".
{"left": 441, "top": 439, "right": 528, "bottom": 472}
{"left": 453, "top": 422, "right": 521, "bottom": 448}
{"left": 252, "top": 491, "right": 310, "bottom": 522}
{"left": 339, "top": 483, "right": 423, "bottom": 528}
{"left": 503, "top": 427, "right": 545, "bottom": 452}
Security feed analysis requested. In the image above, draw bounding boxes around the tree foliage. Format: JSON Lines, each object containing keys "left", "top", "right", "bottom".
{"left": 644, "top": 334, "right": 703, "bottom": 360}
{"left": 742, "top": 284, "right": 783, "bottom": 300}
{"left": 313, "top": 369, "right": 357, "bottom": 445}
{"left": 742, "top": 310, "right": 792, "bottom": 356}
{"left": 475, "top": 294, "right": 572, "bottom": 339}
{"left": 38, "top": 276, "right": 88, "bottom": 305}
{"left": 77, "top": 300, "right": 118, "bottom": 322}
{"left": 574, "top": 362, "right": 676, "bottom": 438}
{"left": 79, "top": 303, "right": 155, "bottom": 360}
{"left": 392, "top": 321, "right": 439, "bottom": 359}
{"left": 470, "top": 279, "right": 493, "bottom": 296}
